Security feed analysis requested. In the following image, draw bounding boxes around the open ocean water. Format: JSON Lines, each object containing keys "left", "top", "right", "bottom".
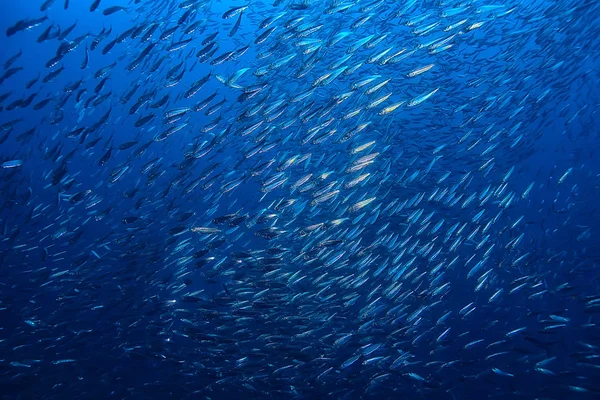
{"left": 0, "top": 0, "right": 599, "bottom": 399}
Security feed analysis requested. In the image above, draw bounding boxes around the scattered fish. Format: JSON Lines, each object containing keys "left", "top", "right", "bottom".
{"left": 0, "top": 0, "right": 598, "bottom": 399}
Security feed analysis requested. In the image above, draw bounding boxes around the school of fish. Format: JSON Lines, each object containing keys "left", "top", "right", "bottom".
{"left": 0, "top": 0, "right": 599, "bottom": 399}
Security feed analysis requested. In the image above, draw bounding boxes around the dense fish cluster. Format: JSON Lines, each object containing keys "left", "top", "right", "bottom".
{"left": 1, "top": 0, "right": 599, "bottom": 399}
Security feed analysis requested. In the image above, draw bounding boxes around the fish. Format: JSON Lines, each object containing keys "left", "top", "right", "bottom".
{"left": 229, "top": 11, "right": 243, "bottom": 37}
{"left": 102, "top": 6, "right": 127, "bottom": 16}
{"left": 6, "top": 16, "right": 48, "bottom": 37}
{"left": 40, "top": 0, "right": 56, "bottom": 12}
{"left": 4, "top": 50, "right": 22, "bottom": 69}
{"left": 222, "top": 5, "right": 249, "bottom": 19}
{"left": 1, "top": 159, "right": 23, "bottom": 168}
{"left": 90, "top": 0, "right": 101, "bottom": 12}
{"left": 0, "top": 0, "right": 598, "bottom": 399}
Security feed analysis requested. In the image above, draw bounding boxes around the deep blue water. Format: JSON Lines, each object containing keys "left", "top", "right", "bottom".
{"left": 0, "top": 0, "right": 599, "bottom": 399}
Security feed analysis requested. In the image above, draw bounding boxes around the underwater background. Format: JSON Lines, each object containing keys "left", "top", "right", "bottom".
{"left": 0, "top": 0, "right": 599, "bottom": 399}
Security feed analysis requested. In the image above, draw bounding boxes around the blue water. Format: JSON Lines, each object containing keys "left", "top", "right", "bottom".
{"left": 0, "top": 1, "right": 599, "bottom": 399}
